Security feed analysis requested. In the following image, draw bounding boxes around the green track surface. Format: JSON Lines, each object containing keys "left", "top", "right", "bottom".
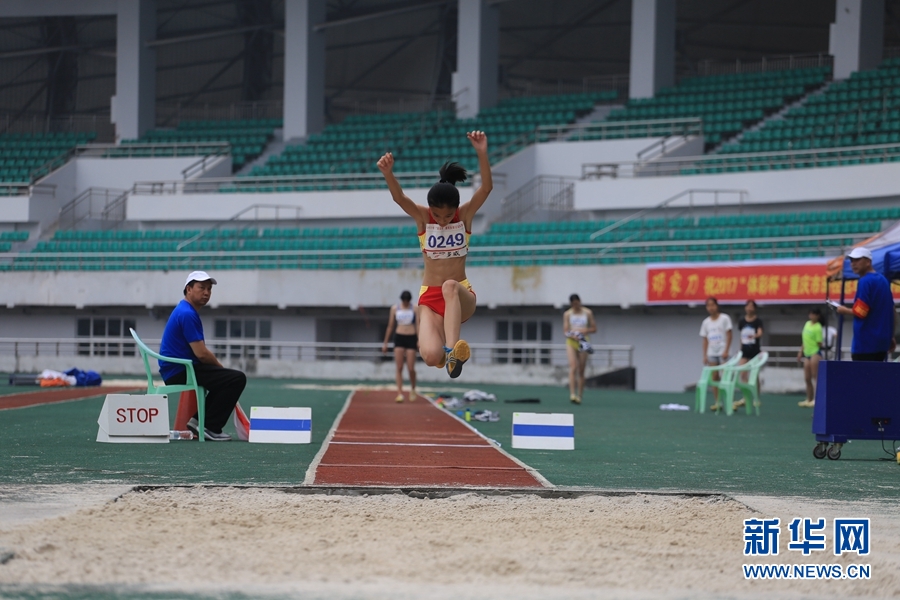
{"left": 1, "top": 377, "right": 897, "bottom": 500}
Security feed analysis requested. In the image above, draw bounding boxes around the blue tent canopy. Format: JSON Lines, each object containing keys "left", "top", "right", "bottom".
{"left": 841, "top": 241, "right": 900, "bottom": 280}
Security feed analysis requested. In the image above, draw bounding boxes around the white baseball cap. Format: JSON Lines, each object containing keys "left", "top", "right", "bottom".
{"left": 847, "top": 247, "right": 873, "bottom": 260}
{"left": 184, "top": 271, "right": 217, "bottom": 288}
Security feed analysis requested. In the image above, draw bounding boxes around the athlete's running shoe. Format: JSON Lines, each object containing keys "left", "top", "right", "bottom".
{"left": 395, "top": 393, "right": 404, "bottom": 403}
{"left": 436, "top": 347, "right": 449, "bottom": 369}
{"left": 446, "top": 340, "right": 470, "bottom": 379}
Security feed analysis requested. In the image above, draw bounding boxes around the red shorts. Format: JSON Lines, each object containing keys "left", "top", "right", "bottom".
{"left": 418, "top": 279, "right": 475, "bottom": 321}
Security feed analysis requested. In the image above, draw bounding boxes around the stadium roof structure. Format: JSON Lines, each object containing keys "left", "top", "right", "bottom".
{"left": 3, "top": 0, "right": 896, "bottom": 129}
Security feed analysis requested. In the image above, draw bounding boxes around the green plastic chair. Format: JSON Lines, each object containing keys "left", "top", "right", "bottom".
{"left": 129, "top": 328, "right": 207, "bottom": 442}
{"left": 724, "top": 352, "right": 769, "bottom": 415}
{"left": 695, "top": 352, "right": 743, "bottom": 413}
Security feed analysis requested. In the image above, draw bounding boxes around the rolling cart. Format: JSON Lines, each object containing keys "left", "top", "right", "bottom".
{"left": 812, "top": 360, "right": 900, "bottom": 460}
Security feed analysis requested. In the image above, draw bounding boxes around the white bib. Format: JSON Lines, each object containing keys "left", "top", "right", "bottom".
{"left": 422, "top": 220, "right": 468, "bottom": 260}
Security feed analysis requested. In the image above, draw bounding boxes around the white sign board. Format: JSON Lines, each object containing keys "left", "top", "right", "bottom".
{"left": 512, "top": 412, "right": 575, "bottom": 450}
{"left": 97, "top": 394, "right": 169, "bottom": 443}
{"left": 248, "top": 406, "right": 311, "bottom": 444}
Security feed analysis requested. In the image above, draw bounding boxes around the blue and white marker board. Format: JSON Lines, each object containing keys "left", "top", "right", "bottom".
{"left": 512, "top": 412, "right": 574, "bottom": 450}
{"left": 248, "top": 406, "right": 311, "bottom": 444}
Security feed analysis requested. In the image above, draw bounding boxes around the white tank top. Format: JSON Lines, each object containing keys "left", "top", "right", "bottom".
{"left": 396, "top": 304, "right": 415, "bottom": 326}
{"left": 569, "top": 312, "right": 589, "bottom": 329}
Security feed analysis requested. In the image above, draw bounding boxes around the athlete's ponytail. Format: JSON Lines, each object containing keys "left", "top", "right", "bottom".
{"left": 427, "top": 161, "right": 468, "bottom": 208}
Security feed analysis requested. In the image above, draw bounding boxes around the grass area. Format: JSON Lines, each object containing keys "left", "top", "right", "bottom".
{"left": 2, "top": 376, "right": 898, "bottom": 500}
{"left": 441, "top": 384, "right": 900, "bottom": 501}
{"left": 0, "top": 378, "right": 347, "bottom": 486}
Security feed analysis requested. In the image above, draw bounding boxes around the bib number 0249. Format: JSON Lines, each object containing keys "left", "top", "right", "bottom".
{"left": 428, "top": 232, "right": 465, "bottom": 249}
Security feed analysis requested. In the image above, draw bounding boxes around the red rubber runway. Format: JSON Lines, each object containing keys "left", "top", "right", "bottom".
{"left": 0, "top": 386, "right": 142, "bottom": 410}
{"left": 313, "top": 390, "right": 545, "bottom": 488}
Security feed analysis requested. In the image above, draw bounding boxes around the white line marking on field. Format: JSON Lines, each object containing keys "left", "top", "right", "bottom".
{"left": 302, "top": 389, "right": 355, "bottom": 486}
{"left": 423, "top": 396, "right": 556, "bottom": 489}
{"left": 330, "top": 441, "right": 493, "bottom": 448}
{"left": 283, "top": 383, "right": 470, "bottom": 393}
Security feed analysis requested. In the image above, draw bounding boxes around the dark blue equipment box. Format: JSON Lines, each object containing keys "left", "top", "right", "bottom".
{"left": 812, "top": 361, "right": 900, "bottom": 460}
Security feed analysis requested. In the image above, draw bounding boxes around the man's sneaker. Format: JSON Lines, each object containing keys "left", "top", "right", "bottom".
{"left": 203, "top": 429, "right": 232, "bottom": 441}
{"left": 186, "top": 417, "right": 231, "bottom": 441}
{"left": 798, "top": 399, "right": 815, "bottom": 408}
{"left": 446, "top": 340, "right": 470, "bottom": 379}
{"left": 732, "top": 398, "right": 746, "bottom": 409}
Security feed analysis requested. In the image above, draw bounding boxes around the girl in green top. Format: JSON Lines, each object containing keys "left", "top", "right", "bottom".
{"left": 797, "top": 308, "right": 824, "bottom": 408}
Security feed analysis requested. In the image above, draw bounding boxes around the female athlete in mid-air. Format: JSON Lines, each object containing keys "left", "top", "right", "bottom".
{"left": 376, "top": 131, "right": 492, "bottom": 378}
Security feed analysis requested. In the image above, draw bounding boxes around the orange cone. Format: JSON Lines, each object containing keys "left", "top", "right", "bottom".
{"left": 234, "top": 401, "right": 250, "bottom": 441}
{"left": 173, "top": 390, "right": 198, "bottom": 431}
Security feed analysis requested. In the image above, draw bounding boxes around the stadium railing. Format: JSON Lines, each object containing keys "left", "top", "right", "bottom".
{"left": 0, "top": 337, "right": 634, "bottom": 371}
{"left": 0, "top": 229, "right": 875, "bottom": 271}
{"left": 0, "top": 142, "right": 232, "bottom": 197}
{"left": 589, "top": 141, "right": 900, "bottom": 178}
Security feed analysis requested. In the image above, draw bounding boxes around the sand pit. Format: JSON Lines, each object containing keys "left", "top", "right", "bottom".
{"left": 1, "top": 487, "right": 898, "bottom": 599}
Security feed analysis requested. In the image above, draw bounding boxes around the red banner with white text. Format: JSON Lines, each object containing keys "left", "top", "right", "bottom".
{"left": 646, "top": 262, "right": 900, "bottom": 304}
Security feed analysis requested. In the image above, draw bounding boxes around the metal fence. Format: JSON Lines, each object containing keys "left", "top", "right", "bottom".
{"left": 761, "top": 346, "right": 900, "bottom": 366}
{"left": 0, "top": 229, "right": 876, "bottom": 270}
{"left": 583, "top": 142, "right": 900, "bottom": 179}
{"left": 0, "top": 338, "right": 634, "bottom": 370}
{"left": 694, "top": 53, "right": 833, "bottom": 77}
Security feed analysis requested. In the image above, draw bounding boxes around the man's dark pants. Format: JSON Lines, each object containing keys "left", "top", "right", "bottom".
{"left": 164, "top": 363, "right": 246, "bottom": 433}
{"left": 851, "top": 352, "right": 888, "bottom": 362}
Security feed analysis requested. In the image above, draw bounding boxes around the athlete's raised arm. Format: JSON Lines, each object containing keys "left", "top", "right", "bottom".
{"left": 459, "top": 131, "right": 492, "bottom": 224}
{"left": 377, "top": 152, "right": 426, "bottom": 227}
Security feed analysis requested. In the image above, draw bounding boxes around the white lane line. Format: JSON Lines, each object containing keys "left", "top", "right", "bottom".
{"left": 330, "top": 441, "right": 493, "bottom": 448}
{"left": 302, "top": 389, "right": 355, "bottom": 485}
{"left": 423, "top": 396, "right": 555, "bottom": 489}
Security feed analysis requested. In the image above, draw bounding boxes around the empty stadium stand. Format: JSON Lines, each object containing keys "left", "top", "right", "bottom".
{"left": 605, "top": 66, "right": 831, "bottom": 146}
{"left": 0, "top": 132, "right": 96, "bottom": 187}
{"left": 249, "top": 92, "right": 616, "bottom": 182}
{"left": 132, "top": 118, "right": 281, "bottom": 170}
{"left": 6, "top": 206, "right": 891, "bottom": 271}
{"left": 720, "top": 57, "right": 900, "bottom": 154}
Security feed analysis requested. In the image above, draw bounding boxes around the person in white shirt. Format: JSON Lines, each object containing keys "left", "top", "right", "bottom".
{"left": 699, "top": 296, "right": 733, "bottom": 411}
{"left": 382, "top": 290, "right": 419, "bottom": 402}
{"left": 563, "top": 293, "right": 597, "bottom": 405}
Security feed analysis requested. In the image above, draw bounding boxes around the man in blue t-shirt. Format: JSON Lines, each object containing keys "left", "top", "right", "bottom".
{"left": 833, "top": 247, "right": 896, "bottom": 362}
{"left": 159, "top": 271, "right": 246, "bottom": 440}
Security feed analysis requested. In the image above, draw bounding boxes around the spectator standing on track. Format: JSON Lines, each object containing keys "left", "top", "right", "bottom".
{"left": 797, "top": 308, "right": 824, "bottom": 408}
{"left": 699, "top": 297, "right": 733, "bottom": 411}
{"left": 733, "top": 299, "right": 763, "bottom": 409}
{"left": 832, "top": 247, "right": 896, "bottom": 362}
{"left": 382, "top": 290, "right": 419, "bottom": 403}
{"left": 563, "top": 294, "right": 597, "bottom": 404}
{"left": 159, "top": 271, "right": 246, "bottom": 441}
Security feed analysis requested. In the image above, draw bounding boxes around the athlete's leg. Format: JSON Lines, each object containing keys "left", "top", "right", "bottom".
{"left": 393, "top": 346, "right": 405, "bottom": 401}
{"left": 734, "top": 356, "right": 751, "bottom": 406}
{"left": 442, "top": 281, "right": 476, "bottom": 378}
{"left": 441, "top": 280, "right": 477, "bottom": 346}
{"left": 808, "top": 354, "right": 820, "bottom": 401}
{"left": 576, "top": 351, "right": 589, "bottom": 399}
{"left": 417, "top": 307, "right": 446, "bottom": 367}
{"left": 802, "top": 358, "right": 813, "bottom": 401}
{"left": 566, "top": 344, "right": 579, "bottom": 401}
{"left": 738, "top": 357, "right": 750, "bottom": 381}
{"left": 405, "top": 348, "right": 417, "bottom": 399}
